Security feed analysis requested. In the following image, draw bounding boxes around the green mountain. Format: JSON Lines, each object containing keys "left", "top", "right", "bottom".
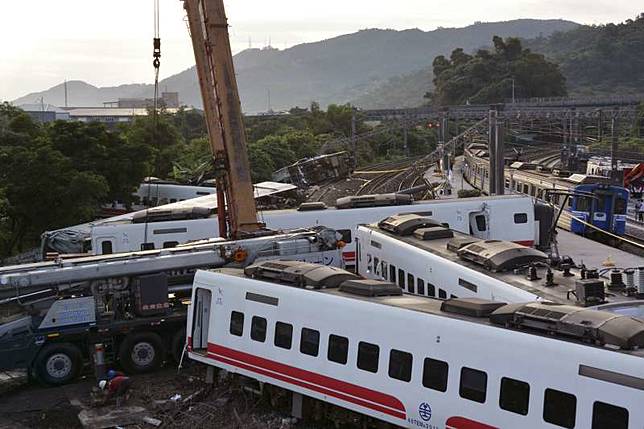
{"left": 12, "top": 19, "right": 577, "bottom": 113}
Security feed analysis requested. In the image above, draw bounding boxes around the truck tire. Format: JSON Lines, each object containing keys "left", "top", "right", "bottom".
{"left": 34, "top": 343, "right": 82, "bottom": 386}
{"left": 170, "top": 330, "right": 186, "bottom": 364}
{"left": 119, "top": 332, "right": 164, "bottom": 374}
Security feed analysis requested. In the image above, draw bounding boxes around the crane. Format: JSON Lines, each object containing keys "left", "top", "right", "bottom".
{"left": 182, "top": 0, "right": 264, "bottom": 239}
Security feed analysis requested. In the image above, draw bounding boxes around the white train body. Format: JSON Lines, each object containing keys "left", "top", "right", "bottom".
{"left": 187, "top": 265, "right": 644, "bottom": 429}
{"left": 357, "top": 224, "right": 539, "bottom": 303}
{"left": 91, "top": 195, "right": 540, "bottom": 263}
{"left": 356, "top": 215, "right": 644, "bottom": 312}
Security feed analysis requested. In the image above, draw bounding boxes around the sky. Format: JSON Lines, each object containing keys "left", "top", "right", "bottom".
{"left": 0, "top": 0, "right": 641, "bottom": 101}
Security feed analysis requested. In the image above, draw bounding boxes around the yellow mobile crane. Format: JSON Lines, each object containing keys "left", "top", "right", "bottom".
{"left": 183, "top": 0, "right": 264, "bottom": 239}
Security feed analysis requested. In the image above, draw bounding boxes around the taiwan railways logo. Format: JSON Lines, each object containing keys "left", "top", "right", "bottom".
{"left": 419, "top": 402, "right": 432, "bottom": 421}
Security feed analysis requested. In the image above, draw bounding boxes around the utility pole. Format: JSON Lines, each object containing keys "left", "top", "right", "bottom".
{"left": 610, "top": 116, "right": 619, "bottom": 185}
{"left": 64, "top": 79, "right": 68, "bottom": 108}
{"left": 511, "top": 78, "right": 515, "bottom": 104}
{"left": 488, "top": 106, "right": 505, "bottom": 195}
{"left": 350, "top": 109, "right": 357, "bottom": 169}
{"left": 441, "top": 113, "right": 449, "bottom": 174}
{"left": 403, "top": 123, "right": 409, "bottom": 157}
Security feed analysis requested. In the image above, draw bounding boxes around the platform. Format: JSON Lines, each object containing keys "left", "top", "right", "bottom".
{"left": 555, "top": 228, "right": 643, "bottom": 268}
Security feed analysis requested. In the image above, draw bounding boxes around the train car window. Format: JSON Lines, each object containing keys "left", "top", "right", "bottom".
{"left": 514, "top": 213, "right": 528, "bottom": 224}
{"left": 577, "top": 197, "right": 591, "bottom": 211}
{"left": 543, "top": 388, "right": 576, "bottom": 428}
{"left": 422, "top": 358, "right": 448, "bottom": 392}
{"left": 274, "top": 322, "right": 293, "bottom": 349}
{"left": 592, "top": 401, "right": 628, "bottom": 429}
{"left": 596, "top": 196, "right": 605, "bottom": 211}
{"left": 389, "top": 265, "right": 397, "bottom": 283}
{"left": 141, "top": 242, "right": 155, "bottom": 251}
{"left": 337, "top": 229, "right": 352, "bottom": 243}
{"left": 250, "top": 316, "right": 267, "bottom": 343}
{"left": 417, "top": 279, "right": 425, "bottom": 295}
{"left": 163, "top": 241, "right": 179, "bottom": 248}
{"left": 398, "top": 269, "right": 406, "bottom": 289}
{"left": 523, "top": 184, "right": 529, "bottom": 194}
{"left": 567, "top": 198, "right": 572, "bottom": 208}
{"left": 407, "top": 273, "right": 416, "bottom": 293}
{"left": 300, "top": 328, "right": 320, "bottom": 357}
{"left": 460, "top": 367, "right": 487, "bottom": 403}
{"left": 439, "top": 289, "right": 447, "bottom": 299}
{"left": 328, "top": 334, "right": 349, "bottom": 364}
{"left": 101, "top": 241, "right": 113, "bottom": 254}
{"left": 499, "top": 377, "right": 529, "bottom": 415}
{"left": 229, "top": 311, "right": 244, "bottom": 337}
{"left": 475, "top": 215, "right": 487, "bottom": 231}
{"left": 357, "top": 341, "right": 380, "bottom": 373}
{"left": 388, "top": 349, "right": 413, "bottom": 382}
{"left": 170, "top": 198, "right": 177, "bottom": 203}
{"left": 427, "top": 283, "right": 436, "bottom": 297}
{"left": 614, "top": 198, "right": 627, "bottom": 215}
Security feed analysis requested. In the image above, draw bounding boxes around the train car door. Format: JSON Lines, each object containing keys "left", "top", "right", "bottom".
{"left": 469, "top": 211, "right": 490, "bottom": 240}
{"left": 191, "top": 288, "right": 212, "bottom": 351}
{"left": 592, "top": 191, "right": 611, "bottom": 231}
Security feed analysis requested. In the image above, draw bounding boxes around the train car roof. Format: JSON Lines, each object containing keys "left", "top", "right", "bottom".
{"left": 359, "top": 222, "right": 642, "bottom": 309}
{"left": 209, "top": 265, "right": 644, "bottom": 357}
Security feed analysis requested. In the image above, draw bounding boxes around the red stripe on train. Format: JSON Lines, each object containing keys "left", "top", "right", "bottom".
{"left": 342, "top": 251, "right": 356, "bottom": 261}
{"left": 513, "top": 240, "right": 534, "bottom": 247}
{"left": 207, "top": 343, "right": 406, "bottom": 419}
{"left": 446, "top": 416, "right": 498, "bottom": 429}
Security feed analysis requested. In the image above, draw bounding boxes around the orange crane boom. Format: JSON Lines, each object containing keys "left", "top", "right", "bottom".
{"left": 183, "top": 0, "right": 263, "bottom": 238}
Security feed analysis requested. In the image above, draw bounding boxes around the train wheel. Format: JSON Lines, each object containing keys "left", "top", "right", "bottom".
{"left": 34, "top": 343, "right": 82, "bottom": 385}
{"left": 119, "top": 332, "right": 164, "bottom": 374}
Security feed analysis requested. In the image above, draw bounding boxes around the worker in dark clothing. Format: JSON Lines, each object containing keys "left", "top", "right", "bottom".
{"left": 99, "top": 375, "right": 132, "bottom": 407}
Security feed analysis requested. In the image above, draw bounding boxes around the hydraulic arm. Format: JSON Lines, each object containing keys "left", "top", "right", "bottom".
{"left": 183, "top": 0, "right": 263, "bottom": 238}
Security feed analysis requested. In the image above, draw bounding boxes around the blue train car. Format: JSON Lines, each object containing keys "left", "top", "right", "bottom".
{"left": 570, "top": 184, "right": 629, "bottom": 236}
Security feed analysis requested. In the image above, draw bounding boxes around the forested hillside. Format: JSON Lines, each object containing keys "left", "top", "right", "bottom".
{"left": 354, "top": 14, "right": 644, "bottom": 108}
{"left": 524, "top": 13, "right": 644, "bottom": 96}
{"left": 429, "top": 36, "right": 566, "bottom": 105}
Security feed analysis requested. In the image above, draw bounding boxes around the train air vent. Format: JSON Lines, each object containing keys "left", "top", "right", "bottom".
{"left": 297, "top": 202, "right": 327, "bottom": 211}
{"left": 447, "top": 237, "right": 479, "bottom": 253}
{"left": 339, "top": 279, "right": 402, "bottom": 297}
{"left": 414, "top": 226, "right": 454, "bottom": 241}
{"left": 378, "top": 214, "right": 442, "bottom": 236}
{"left": 244, "top": 260, "right": 357, "bottom": 289}
{"left": 490, "top": 302, "right": 644, "bottom": 350}
{"left": 441, "top": 298, "right": 506, "bottom": 317}
{"left": 457, "top": 240, "right": 547, "bottom": 271}
{"left": 335, "top": 193, "right": 412, "bottom": 209}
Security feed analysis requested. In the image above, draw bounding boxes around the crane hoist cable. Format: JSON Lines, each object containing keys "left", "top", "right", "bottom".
{"left": 144, "top": 0, "right": 162, "bottom": 247}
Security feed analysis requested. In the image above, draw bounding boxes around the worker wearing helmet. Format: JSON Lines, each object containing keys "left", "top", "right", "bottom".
{"left": 98, "top": 373, "right": 132, "bottom": 407}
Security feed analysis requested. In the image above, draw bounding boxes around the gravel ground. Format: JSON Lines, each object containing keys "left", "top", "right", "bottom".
{"left": 0, "top": 364, "right": 378, "bottom": 429}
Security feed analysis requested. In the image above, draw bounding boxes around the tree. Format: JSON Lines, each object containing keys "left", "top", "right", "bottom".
{"left": 124, "top": 109, "right": 185, "bottom": 178}
{"left": 0, "top": 140, "right": 108, "bottom": 256}
{"left": 431, "top": 36, "right": 567, "bottom": 105}
{"left": 47, "top": 121, "right": 152, "bottom": 205}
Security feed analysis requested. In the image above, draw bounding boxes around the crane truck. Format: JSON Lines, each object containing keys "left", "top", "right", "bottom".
{"left": 0, "top": 228, "right": 342, "bottom": 384}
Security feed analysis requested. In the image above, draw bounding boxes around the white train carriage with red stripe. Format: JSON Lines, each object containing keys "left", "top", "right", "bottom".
{"left": 186, "top": 260, "right": 644, "bottom": 429}
{"left": 88, "top": 194, "right": 549, "bottom": 266}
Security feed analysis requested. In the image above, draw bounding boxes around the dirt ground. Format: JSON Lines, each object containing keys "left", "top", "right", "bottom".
{"left": 0, "top": 364, "right": 371, "bottom": 429}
